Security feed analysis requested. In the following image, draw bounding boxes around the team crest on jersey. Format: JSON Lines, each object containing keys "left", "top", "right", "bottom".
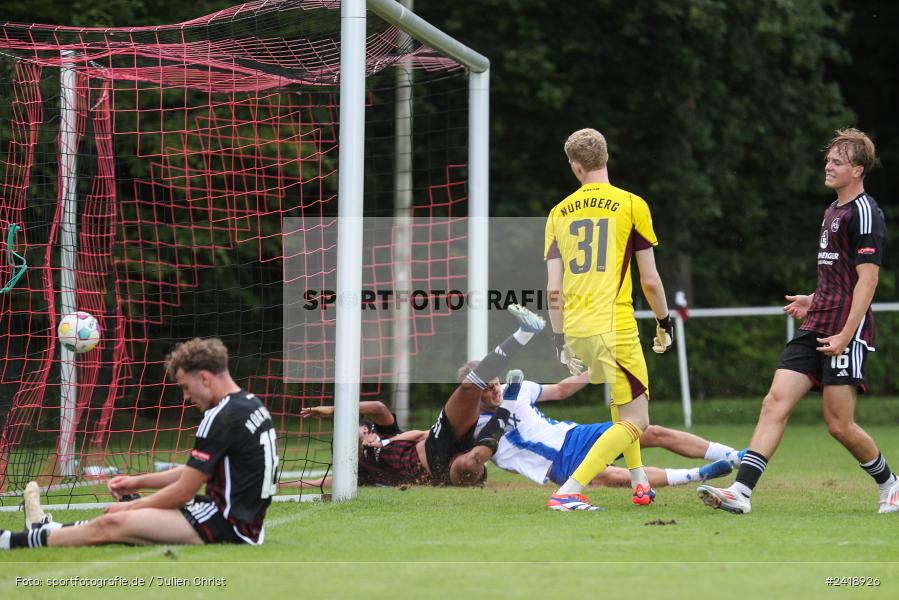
{"left": 830, "top": 218, "right": 840, "bottom": 232}
{"left": 819, "top": 230, "right": 829, "bottom": 249}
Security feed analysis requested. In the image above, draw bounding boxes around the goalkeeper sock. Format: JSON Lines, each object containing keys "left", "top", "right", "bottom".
{"left": 704, "top": 442, "right": 736, "bottom": 462}
{"left": 629, "top": 467, "right": 649, "bottom": 488}
{"left": 622, "top": 437, "right": 648, "bottom": 487}
{"left": 467, "top": 335, "right": 528, "bottom": 389}
{"left": 610, "top": 404, "right": 648, "bottom": 487}
{"left": 556, "top": 478, "right": 585, "bottom": 495}
{"left": 568, "top": 420, "right": 642, "bottom": 488}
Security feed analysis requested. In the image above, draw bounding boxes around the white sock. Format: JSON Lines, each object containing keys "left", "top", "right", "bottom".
{"left": 512, "top": 328, "right": 535, "bottom": 345}
{"left": 629, "top": 467, "right": 649, "bottom": 488}
{"left": 41, "top": 522, "right": 64, "bottom": 532}
{"left": 730, "top": 481, "right": 752, "bottom": 498}
{"left": 665, "top": 468, "right": 702, "bottom": 486}
{"left": 556, "top": 477, "right": 585, "bottom": 495}
{"left": 0, "top": 531, "right": 10, "bottom": 550}
{"left": 704, "top": 442, "right": 735, "bottom": 462}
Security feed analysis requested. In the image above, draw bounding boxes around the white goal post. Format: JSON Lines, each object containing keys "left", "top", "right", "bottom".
{"left": 332, "top": 0, "right": 490, "bottom": 502}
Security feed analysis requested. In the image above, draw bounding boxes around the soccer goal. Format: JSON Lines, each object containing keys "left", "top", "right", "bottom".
{"left": 0, "top": 0, "right": 489, "bottom": 507}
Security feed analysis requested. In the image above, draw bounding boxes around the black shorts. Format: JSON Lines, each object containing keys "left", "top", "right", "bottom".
{"left": 777, "top": 330, "right": 869, "bottom": 392}
{"left": 180, "top": 496, "right": 242, "bottom": 544}
{"left": 424, "top": 409, "right": 475, "bottom": 485}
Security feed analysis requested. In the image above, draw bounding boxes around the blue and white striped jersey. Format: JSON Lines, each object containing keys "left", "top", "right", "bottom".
{"left": 475, "top": 380, "right": 577, "bottom": 484}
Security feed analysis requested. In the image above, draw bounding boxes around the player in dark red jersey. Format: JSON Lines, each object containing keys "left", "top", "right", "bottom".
{"left": 287, "top": 304, "right": 547, "bottom": 489}
{"left": 698, "top": 128, "right": 899, "bottom": 515}
{"left": 1, "top": 338, "right": 279, "bottom": 550}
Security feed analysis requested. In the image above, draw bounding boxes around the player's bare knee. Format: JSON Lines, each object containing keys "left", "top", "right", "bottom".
{"left": 92, "top": 513, "right": 127, "bottom": 543}
{"left": 760, "top": 390, "right": 790, "bottom": 421}
{"left": 825, "top": 418, "right": 853, "bottom": 443}
{"left": 641, "top": 425, "right": 663, "bottom": 445}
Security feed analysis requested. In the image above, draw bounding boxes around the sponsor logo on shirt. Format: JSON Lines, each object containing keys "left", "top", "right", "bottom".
{"left": 857, "top": 247, "right": 876, "bottom": 255}
{"left": 191, "top": 449, "right": 211, "bottom": 462}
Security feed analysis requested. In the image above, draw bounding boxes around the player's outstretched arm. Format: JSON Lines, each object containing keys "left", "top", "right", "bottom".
{"left": 359, "top": 401, "right": 397, "bottom": 426}
{"left": 280, "top": 475, "right": 332, "bottom": 488}
{"left": 540, "top": 373, "right": 590, "bottom": 402}
{"left": 386, "top": 430, "right": 428, "bottom": 443}
{"left": 300, "top": 401, "right": 395, "bottom": 426}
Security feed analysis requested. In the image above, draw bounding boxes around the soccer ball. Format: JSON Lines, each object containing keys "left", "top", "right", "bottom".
{"left": 57, "top": 311, "right": 101, "bottom": 353}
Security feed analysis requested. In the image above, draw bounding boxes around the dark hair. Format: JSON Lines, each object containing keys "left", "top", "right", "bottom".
{"left": 165, "top": 337, "right": 229, "bottom": 377}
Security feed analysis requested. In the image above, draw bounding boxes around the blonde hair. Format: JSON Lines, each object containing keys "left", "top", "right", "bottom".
{"left": 826, "top": 128, "right": 876, "bottom": 178}
{"left": 165, "top": 337, "right": 229, "bottom": 377}
{"left": 564, "top": 128, "right": 608, "bottom": 171}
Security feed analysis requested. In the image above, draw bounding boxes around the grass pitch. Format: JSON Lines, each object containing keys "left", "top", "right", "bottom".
{"left": 0, "top": 423, "right": 897, "bottom": 599}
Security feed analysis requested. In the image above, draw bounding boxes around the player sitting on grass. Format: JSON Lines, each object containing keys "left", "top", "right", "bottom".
{"left": 1, "top": 338, "right": 278, "bottom": 550}
{"left": 472, "top": 368, "right": 742, "bottom": 495}
{"left": 289, "top": 304, "right": 545, "bottom": 488}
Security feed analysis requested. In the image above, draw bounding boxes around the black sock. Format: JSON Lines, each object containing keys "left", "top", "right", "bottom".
{"left": 735, "top": 450, "right": 768, "bottom": 492}
{"left": 860, "top": 452, "right": 894, "bottom": 485}
{"left": 10, "top": 528, "right": 48, "bottom": 549}
{"left": 468, "top": 336, "right": 526, "bottom": 389}
{"left": 474, "top": 407, "right": 511, "bottom": 452}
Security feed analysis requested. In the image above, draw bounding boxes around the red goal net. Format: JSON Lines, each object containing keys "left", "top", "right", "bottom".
{"left": 0, "top": 0, "right": 470, "bottom": 504}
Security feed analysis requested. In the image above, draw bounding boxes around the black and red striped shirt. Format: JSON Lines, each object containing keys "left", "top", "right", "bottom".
{"left": 358, "top": 439, "right": 431, "bottom": 486}
{"left": 801, "top": 193, "right": 886, "bottom": 347}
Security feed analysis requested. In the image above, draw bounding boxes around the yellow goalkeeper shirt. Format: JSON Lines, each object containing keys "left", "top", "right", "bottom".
{"left": 544, "top": 182, "right": 658, "bottom": 336}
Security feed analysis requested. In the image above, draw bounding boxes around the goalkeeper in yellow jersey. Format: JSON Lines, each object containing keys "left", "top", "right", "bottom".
{"left": 543, "top": 128, "right": 674, "bottom": 511}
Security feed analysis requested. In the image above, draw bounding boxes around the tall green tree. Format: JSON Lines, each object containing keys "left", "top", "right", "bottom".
{"left": 418, "top": 0, "right": 853, "bottom": 306}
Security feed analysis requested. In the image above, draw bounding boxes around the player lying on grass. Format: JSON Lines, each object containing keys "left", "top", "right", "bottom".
{"left": 287, "top": 304, "right": 546, "bottom": 488}
{"left": 294, "top": 369, "right": 742, "bottom": 492}
{"left": 1, "top": 338, "right": 278, "bottom": 550}
{"left": 471, "top": 368, "right": 742, "bottom": 494}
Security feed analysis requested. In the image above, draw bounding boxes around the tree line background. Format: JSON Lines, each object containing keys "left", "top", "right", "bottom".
{"left": 3, "top": 0, "right": 898, "bottom": 402}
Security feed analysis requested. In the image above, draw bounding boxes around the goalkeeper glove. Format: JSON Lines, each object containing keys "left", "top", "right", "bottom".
{"left": 553, "top": 333, "right": 586, "bottom": 376}
{"left": 652, "top": 315, "right": 674, "bottom": 353}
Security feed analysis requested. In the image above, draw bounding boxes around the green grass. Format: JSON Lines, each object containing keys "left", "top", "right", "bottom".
{"left": 1, "top": 424, "right": 898, "bottom": 598}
